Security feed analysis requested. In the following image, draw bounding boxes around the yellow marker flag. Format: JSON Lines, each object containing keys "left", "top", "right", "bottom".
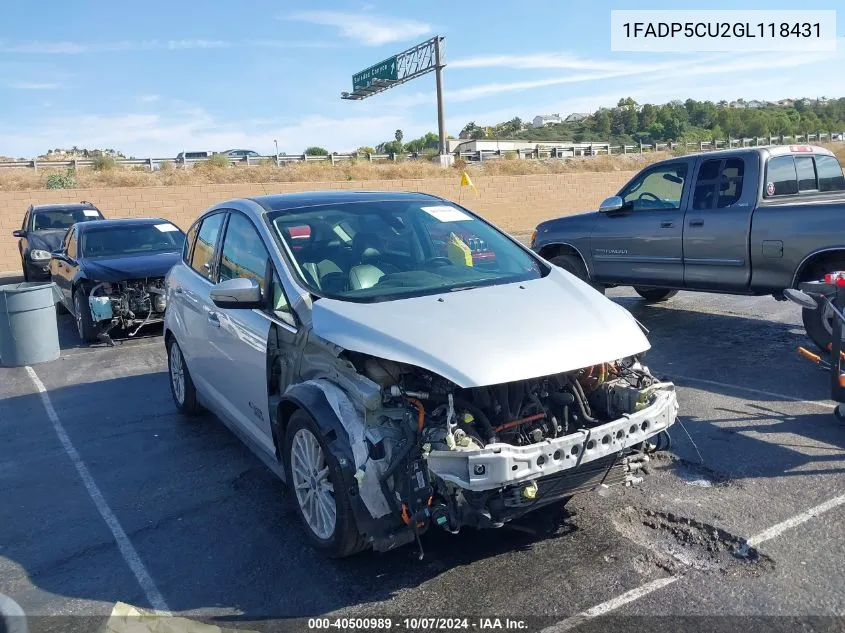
{"left": 460, "top": 170, "right": 478, "bottom": 194}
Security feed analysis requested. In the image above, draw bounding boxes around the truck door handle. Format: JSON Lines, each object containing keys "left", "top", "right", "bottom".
{"left": 207, "top": 311, "right": 220, "bottom": 327}
{"left": 660, "top": 221, "right": 674, "bottom": 228}
{"left": 689, "top": 219, "right": 704, "bottom": 227}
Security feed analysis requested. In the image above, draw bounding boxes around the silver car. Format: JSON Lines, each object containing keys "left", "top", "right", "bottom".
{"left": 163, "top": 191, "right": 679, "bottom": 558}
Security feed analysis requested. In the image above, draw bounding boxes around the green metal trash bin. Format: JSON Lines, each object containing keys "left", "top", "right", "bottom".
{"left": 0, "top": 281, "right": 61, "bottom": 367}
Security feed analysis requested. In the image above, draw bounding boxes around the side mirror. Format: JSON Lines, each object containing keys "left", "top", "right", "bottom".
{"left": 599, "top": 196, "right": 624, "bottom": 213}
{"left": 784, "top": 288, "right": 818, "bottom": 310}
{"left": 210, "top": 277, "right": 263, "bottom": 309}
{"left": 12, "top": 229, "right": 26, "bottom": 238}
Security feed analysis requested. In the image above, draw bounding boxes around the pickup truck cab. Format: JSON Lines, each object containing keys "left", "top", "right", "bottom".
{"left": 531, "top": 145, "right": 845, "bottom": 349}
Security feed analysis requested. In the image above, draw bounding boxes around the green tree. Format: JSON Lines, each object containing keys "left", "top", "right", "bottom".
{"left": 304, "top": 146, "right": 329, "bottom": 156}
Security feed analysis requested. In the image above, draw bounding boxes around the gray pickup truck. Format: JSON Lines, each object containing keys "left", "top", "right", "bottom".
{"left": 531, "top": 145, "right": 845, "bottom": 350}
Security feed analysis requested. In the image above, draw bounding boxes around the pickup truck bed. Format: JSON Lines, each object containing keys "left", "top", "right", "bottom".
{"left": 531, "top": 144, "right": 845, "bottom": 349}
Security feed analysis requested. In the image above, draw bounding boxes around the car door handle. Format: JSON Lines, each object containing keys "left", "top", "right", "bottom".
{"left": 660, "top": 221, "right": 674, "bottom": 228}
{"left": 207, "top": 311, "right": 220, "bottom": 327}
{"left": 688, "top": 219, "right": 704, "bottom": 227}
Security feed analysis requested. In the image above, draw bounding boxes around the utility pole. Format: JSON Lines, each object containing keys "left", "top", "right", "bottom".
{"left": 434, "top": 36, "right": 447, "bottom": 160}
{"left": 274, "top": 139, "right": 279, "bottom": 156}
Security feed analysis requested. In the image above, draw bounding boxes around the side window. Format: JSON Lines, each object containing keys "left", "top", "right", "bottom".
{"left": 795, "top": 156, "right": 817, "bottom": 191}
{"left": 816, "top": 156, "right": 845, "bottom": 192}
{"left": 692, "top": 158, "right": 745, "bottom": 210}
{"left": 765, "top": 156, "right": 798, "bottom": 196}
{"left": 190, "top": 213, "right": 225, "bottom": 280}
{"left": 620, "top": 163, "right": 688, "bottom": 211}
{"left": 66, "top": 228, "right": 77, "bottom": 258}
{"left": 218, "top": 212, "right": 270, "bottom": 295}
{"left": 183, "top": 221, "right": 199, "bottom": 264}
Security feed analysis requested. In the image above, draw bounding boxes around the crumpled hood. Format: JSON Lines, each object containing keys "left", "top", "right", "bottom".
{"left": 311, "top": 267, "right": 650, "bottom": 388}
{"left": 82, "top": 251, "right": 181, "bottom": 282}
{"left": 26, "top": 230, "right": 66, "bottom": 253}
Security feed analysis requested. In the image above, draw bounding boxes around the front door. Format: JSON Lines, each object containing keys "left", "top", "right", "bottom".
{"left": 52, "top": 227, "right": 78, "bottom": 307}
{"left": 204, "top": 211, "right": 292, "bottom": 453}
{"left": 590, "top": 161, "right": 690, "bottom": 285}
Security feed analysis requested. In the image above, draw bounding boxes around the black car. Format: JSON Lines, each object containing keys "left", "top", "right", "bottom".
{"left": 50, "top": 217, "right": 186, "bottom": 343}
{"left": 13, "top": 202, "right": 106, "bottom": 280}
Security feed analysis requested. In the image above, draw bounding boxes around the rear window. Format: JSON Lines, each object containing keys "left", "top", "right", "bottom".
{"left": 31, "top": 208, "right": 102, "bottom": 231}
{"left": 817, "top": 155, "right": 845, "bottom": 192}
{"left": 765, "top": 156, "right": 799, "bottom": 196}
{"left": 765, "top": 154, "right": 845, "bottom": 197}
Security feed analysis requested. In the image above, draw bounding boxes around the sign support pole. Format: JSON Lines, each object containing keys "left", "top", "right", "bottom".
{"left": 434, "top": 36, "right": 446, "bottom": 157}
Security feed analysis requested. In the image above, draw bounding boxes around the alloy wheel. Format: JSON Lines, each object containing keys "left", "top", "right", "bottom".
{"left": 290, "top": 427, "right": 336, "bottom": 540}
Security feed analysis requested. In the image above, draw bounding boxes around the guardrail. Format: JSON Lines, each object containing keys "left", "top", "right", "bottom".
{"left": 2, "top": 132, "right": 843, "bottom": 171}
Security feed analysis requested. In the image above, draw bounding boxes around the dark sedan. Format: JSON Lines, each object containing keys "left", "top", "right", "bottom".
{"left": 13, "top": 202, "right": 105, "bottom": 280}
{"left": 50, "top": 218, "right": 186, "bottom": 343}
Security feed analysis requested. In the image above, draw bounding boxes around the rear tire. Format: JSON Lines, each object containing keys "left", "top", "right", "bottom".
{"left": 167, "top": 337, "right": 202, "bottom": 416}
{"left": 634, "top": 287, "right": 678, "bottom": 303}
{"left": 550, "top": 254, "right": 605, "bottom": 295}
{"left": 284, "top": 409, "right": 365, "bottom": 558}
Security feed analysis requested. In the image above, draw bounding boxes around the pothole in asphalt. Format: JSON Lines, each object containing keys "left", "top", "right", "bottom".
{"left": 613, "top": 506, "right": 773, "bottom": 576}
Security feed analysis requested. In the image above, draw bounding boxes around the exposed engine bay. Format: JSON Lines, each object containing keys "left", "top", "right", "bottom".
{"left": 333, "top": 351, "right": 679, "bottom": 554}
{"left": 87, "top": 277, "right": 168, "bottom": 343}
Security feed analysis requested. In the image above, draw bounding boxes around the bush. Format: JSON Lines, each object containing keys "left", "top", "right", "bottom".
{"left": 206, "top": 153, "right": 232, "bottom": 168}
{"left": 158, "top": 161, "right": 173, "bottom": 172}
{"left": 92, "top": 154, "right": 116, "bottom": 171}
{"left": 45, "top": 170, "right": 77, "bottom": 189}
{"left": 304, "top": 146, "right": 329, "bottom": 156}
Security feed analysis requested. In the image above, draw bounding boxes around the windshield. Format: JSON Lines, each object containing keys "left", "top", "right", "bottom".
{"left": 80, "top": 223, "right": 185, "bottom": 258}
{"left": 31, "top": 208, "right": 103, "bottom": 231}
{"left": 268, "top": 200, "right": 545, "bottom": 302}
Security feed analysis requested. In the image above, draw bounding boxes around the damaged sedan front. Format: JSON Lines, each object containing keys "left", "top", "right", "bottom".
{"left": 50, "top": 218, "right": 185, "bottom": 343}
{"left": 163, "top": 192, "right": 678, "bottom": 559}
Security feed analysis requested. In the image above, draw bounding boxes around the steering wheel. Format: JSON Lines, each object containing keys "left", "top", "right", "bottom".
{"left": 638, "top": 192, "right": 662, "bottom": 203}
{"left": 424, "top": 256, "right": 454, "bottom": 267}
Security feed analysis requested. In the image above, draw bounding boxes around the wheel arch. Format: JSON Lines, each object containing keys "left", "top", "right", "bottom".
{"left": 537, "top": 242, "right": 592, "bottom": 277}
{"left": 791, "top": 248, "right": 845, "bottom": 287}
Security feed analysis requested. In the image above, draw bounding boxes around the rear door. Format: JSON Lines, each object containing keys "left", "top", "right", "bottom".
{"left": 682, "top": 154, "right": 757, "bottom": 290}
{"left": 175, "top": 211, "right": 226, "bottom": 398}
{"left": 590, "top": 160, "right": 689, "bottom": 285}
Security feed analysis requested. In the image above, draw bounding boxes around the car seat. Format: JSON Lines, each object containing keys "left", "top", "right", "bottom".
{"left": 297, "top": 221, "right": 344, "bottom": 290}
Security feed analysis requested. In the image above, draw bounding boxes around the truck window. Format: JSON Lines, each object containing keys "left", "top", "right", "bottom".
{"left": 692, "top": 158, "right": 745, "bottom": 210}
{"left": 816, "top": 155, "right": 845, "bottom": 192}
{"left": 795, "top": 156, "right": 817, "bottom": 191}
{"left": 765, "top": 156, "right": 798, "bottom": 196}
{"left": 620, "top": 163, "right": 688, "bottom": 211}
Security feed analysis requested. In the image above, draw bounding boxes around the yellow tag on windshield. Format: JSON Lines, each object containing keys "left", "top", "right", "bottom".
{"left": 447, "top": 232, "right": 473, "bottom": 267}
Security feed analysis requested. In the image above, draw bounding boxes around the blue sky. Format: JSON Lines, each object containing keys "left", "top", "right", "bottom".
{"left": 0, "top": 0, "right": 842, "bottom": 157}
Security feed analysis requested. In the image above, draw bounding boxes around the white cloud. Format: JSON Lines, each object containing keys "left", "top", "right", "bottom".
{"left": 0, "top": 108, "right": 417, "bottom": 157}
{"left": 137, "top": 94, "right": 160, "bottom": 103}
{"left": 0, "top": 41, "right": 88, "bottom": 54}
{"left": 286, "top": 11, "right": 431, "bottom": 46}
{"left": 451, "top": 53, "right": 630, "bottom": 71}
{"left": 250, "top": 39, "right": 336, "bottom": 49}
{"left": 166, "top": 39, "right": 229, "bottom": 50}
{"left": 10, "top": 82, "right": 60, "bottom": 90}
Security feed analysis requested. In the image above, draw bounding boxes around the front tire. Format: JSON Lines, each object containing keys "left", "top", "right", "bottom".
{"left": 73, "top": 287, "right": 99, "bottom": 343}
{"left": 634, "top": 287, "right": 678, "bottom": 303}
{"left": 167, "top": 337, "right": 201, "bottom": 416}
{"left": 284, "top": 409, "right": 365, "bottom": 558}
{"left": 550, "top": 254, "right": 605, "bottom": 295}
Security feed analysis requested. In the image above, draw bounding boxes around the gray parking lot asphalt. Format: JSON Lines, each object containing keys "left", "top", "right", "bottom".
{"left": 2, "top": 280, "right": 845, "bottom": 632}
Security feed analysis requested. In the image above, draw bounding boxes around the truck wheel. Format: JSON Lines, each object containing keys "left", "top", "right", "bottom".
{"left": 634, "top": 287, "right": 678, "bottom": 303}
{"left": 550, "top": 254, "right": 604, "bottom": 295}
{"left": 284, "top": 409, "right": 366, "bottom": 558}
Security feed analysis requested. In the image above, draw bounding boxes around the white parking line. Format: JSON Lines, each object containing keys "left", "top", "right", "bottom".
{"left": 24, "top": 366, "right": 171, "bottom": 615}
{"left": 746, "top": 492, "right": 845, "bottom": 547}
{"left": 542, "top": 490, "right": 845, "bottom": 630}
{"left": 671, "top": 374, "right": 837, "bottom": 409}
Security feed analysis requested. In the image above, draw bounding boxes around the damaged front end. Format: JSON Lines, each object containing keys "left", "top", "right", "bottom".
{"left": 87, "top": 277, "right": 168, "bottom": 343}
{"left": 308, "top": 350, "right": 678, "bottom": 554}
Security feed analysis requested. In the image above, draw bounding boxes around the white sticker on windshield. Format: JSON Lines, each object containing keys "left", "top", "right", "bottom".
{"left": 83, "top": 210, "right": 99, "bottom": 217}
{"left": 421, "top": 205, "right": 472, "bottom": 222}
{"left": 154, "top": 222, "right": 179, "bottom": 232}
